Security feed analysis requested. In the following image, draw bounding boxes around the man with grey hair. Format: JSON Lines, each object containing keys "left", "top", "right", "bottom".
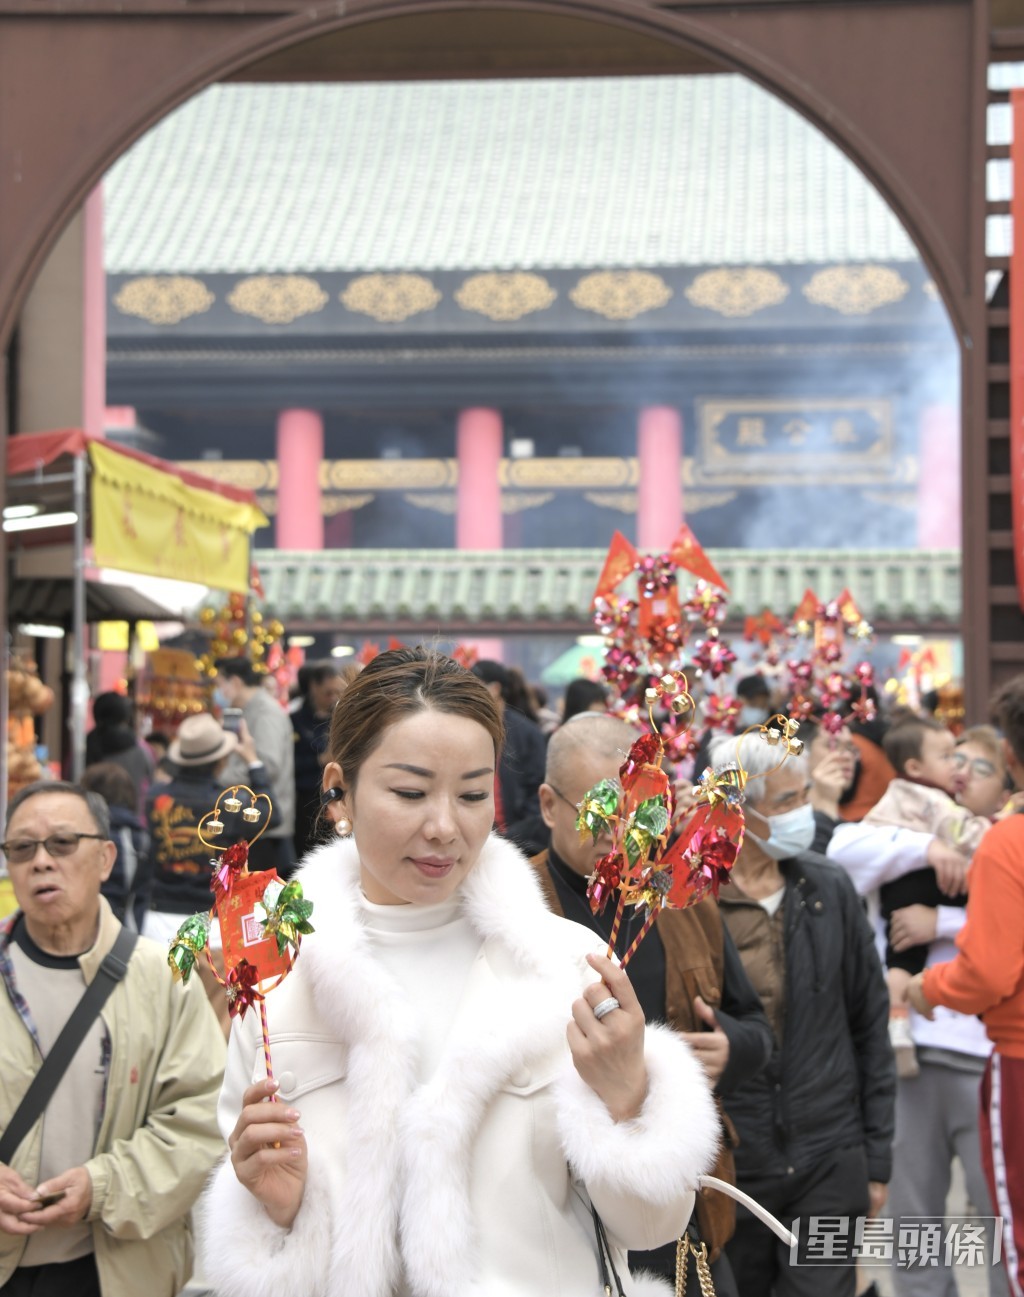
{"left": 0, "top": 781, "right": 225, "bottom": 1297}
{"left": 708, "top": 732, "right": 894, "bottom": 1297}
{"left": 533, "top": 714, "right": 773, "bottom": 1295}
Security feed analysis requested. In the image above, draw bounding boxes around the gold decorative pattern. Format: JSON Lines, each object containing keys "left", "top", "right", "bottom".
{"left": 803, "top": 265, "right": 909, "bottom": 315}
{"left": 178, "top": 459, "right": 277, "bottom": 490}
{"left": 502, "top": 458, "right": 636, "bottom": 489}
{"left": 501, "top": 492, "right": 554, "bottom": 514}
{"left": 227, "top": 275, "right": 328, "bottom": 324}
{"left": 685, "top": 268, "right": 789, "bottom": 318}
{"left": 113, "top": 276, "right": 214, "bottom": 325}
{"left": 570, "top": 271, "right": 672, "bottom": 321}
{"left": 404, "top": 492, "right": 457, "bottom": 515}
{"left": 324, "top": 460, "right": 456, "bottom": 490}
{"left": 455, "top": 272, "right": 556, "bottom": 322}
{"left": 323, "top": 494, "right": 375, "bottom": 515}
{"left": 341, "top": 273, "right": 442, "bottom": 323}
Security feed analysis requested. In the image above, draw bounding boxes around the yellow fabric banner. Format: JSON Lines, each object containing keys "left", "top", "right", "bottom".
{"left": 89, "top": 442, "right": 268, "bottom": 593}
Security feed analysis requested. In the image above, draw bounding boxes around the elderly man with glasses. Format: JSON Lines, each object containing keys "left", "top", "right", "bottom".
{"left": 0, "top": 781, "right": 225, "bottom": 1297}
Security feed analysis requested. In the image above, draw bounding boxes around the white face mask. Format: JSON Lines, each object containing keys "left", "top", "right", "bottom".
{"left": 748, "top": 801, "right": 816, "bottom": 860}
{"left": 738, "top": 704, "right": 768, "bottom": 729}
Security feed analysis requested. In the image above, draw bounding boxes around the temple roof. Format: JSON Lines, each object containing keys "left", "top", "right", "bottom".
{"left": 105, "top": 77, "right": 918, "bottom": 276}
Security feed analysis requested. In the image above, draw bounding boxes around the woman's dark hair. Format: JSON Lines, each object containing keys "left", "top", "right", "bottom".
{"left": 505, "top": 667, "right": 539, "bottom": 722}
{"left": 81, "top": 761, "right": 139, "bottom": 814}
{"left": 326, "top": 647, "right": 504, "bottom": 788}
{"left": 562, "top": 678, "right": 609, "bottom": 724}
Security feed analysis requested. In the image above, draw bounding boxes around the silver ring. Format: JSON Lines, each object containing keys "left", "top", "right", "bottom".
{"left": 593, "top": 996, "right": 621, "bottom": 1021}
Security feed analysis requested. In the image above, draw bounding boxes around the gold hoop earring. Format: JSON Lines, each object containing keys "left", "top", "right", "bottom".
{"left": 335, "top": 816, "right": 352, "bottom": 838}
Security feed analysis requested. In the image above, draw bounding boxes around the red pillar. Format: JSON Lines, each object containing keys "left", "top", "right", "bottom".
{"left": 916, "top": 403, "right": 961, "bottom": 548}
{"left": 82, "top": 185, "right": 106, "bottom": 439}
{"left": 456, "top": 407, "right": 503, "bottom": 549}
{"left": 637, "top": 406, "right": 683, "bottom": 551}
{"left": 456, "top": 408, "right": 503, "bottom": 660}
{"left": 276, "top": 409, "right": 324, "bottom": 549}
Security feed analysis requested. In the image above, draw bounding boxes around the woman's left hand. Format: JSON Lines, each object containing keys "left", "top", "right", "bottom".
{"left": 569, "top": 953, "right": 648, "bottom": 1122}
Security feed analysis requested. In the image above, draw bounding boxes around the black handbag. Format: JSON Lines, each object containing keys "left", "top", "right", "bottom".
{"left": 675, "top": 1222, "right": 717, "bottom": 1296}
{"left": 590, "top": 1205, "right": 718, "bottom": 1297}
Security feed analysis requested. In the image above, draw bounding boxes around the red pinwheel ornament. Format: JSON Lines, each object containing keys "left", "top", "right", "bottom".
{"left": 167, "top": 784, "right": 316, "bottom": 1100}
{"left": 574, "top": 667, "right": 800, "bottom": 969}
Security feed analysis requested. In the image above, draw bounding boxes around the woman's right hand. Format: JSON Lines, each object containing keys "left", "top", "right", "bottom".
{"left": 228, "top": 1079, "right": 307, "bottom": 1229}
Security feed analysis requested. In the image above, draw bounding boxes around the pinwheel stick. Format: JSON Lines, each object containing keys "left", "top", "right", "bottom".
{"left": 605, "top": 889, "right": 628, "bottom": 960}
{"left": 260, "top": 1001, "right": 277, "bottom": 1102}
{"left": 619, "top": 908, "right": 659, "bottom": 970}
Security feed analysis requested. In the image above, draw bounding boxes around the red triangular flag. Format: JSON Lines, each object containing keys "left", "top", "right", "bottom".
{"left": 835, "top": 588, "right": 863, "bottom": 626}
{"left": 591, "top": 531, "right": 639, "bottom": 607}
{"left": 793, "top": 589, "right": 820, "bottom": 623}
{"left": 667, "top": 523, "right": 728, "bottom": 591}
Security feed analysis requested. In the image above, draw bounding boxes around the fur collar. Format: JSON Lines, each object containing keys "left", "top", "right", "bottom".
{"left": 291, "top": 834, "right": 596, "bottom": 1296}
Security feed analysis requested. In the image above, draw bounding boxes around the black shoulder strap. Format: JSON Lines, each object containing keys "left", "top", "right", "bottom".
{"left": 0, "top": 925, "right": 138, "bottom": 1166}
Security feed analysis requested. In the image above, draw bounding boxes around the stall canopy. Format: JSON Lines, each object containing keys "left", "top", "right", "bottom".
{"left": 5, "top": 429, "right": 268, "bottom": 595}
{"left": 4, "top": 430, "right": 269, "bottom": 788}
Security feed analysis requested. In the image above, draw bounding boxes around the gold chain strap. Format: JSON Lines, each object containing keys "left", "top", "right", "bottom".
{"left": 675, "top": 1236, "right": 717, "bottom": 1297}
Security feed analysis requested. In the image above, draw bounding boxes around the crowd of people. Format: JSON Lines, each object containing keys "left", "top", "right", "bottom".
{"left": 0, "top": 646, "right": 1022, "bottom": 1297}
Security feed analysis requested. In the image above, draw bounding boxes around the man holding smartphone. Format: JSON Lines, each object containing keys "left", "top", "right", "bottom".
{"left": 0, "top": 781, "right": 225, "bottom": 1296}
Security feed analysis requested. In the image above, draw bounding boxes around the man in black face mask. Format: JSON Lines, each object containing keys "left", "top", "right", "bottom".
{"left": 709, "top": 732, "right": 895, "bottom": 1297}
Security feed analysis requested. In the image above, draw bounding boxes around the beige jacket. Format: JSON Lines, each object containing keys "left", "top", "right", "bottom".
{"left": 0, "top": 897, "right": 227, "bottom": 1296}
{"left": 862, "top": 778, "right": 991, "bottom": 858}
{"left": 201, "top": 835, "right": 720, "bottom": 1297}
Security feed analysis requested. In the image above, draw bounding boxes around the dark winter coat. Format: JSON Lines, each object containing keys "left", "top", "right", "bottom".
{"left": 719, "top": 853, "right": 895, "bottom": 1186}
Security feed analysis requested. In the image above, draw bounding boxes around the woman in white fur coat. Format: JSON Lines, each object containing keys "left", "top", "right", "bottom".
{"left": 201, "top": 648, "right": 718, "bottom": 1297}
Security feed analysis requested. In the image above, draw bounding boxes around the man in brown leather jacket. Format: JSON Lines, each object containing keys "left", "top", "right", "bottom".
{"left": 533, "top": 713, "right": 773, "bottom": 1296}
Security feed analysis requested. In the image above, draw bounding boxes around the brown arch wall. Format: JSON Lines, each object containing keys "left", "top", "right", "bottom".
{"left": 0, "top": 0, "right": 997, "bottom": 710}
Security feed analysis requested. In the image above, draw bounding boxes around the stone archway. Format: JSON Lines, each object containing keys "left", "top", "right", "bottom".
{"left": 0, "top": 0, "right": 992, "bottom": 702}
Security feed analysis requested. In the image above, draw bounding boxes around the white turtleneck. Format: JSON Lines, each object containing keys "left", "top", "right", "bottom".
{"left": 357, "top": 892, "right": 482, "bottom": 1083}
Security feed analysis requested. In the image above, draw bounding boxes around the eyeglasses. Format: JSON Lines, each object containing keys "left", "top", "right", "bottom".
{"left": 952, "top": 752, "right": 998, "bottom": 779}
{"left": 1, "top": 833, "right": 107, "bottom": 865}
{"left": 548, "top": 784, "right": 581, "bottom": 813}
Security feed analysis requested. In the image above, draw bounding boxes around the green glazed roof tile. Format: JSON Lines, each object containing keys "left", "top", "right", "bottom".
{"left": 251, "top": 548, "right": 960, "bottom": 631}
{"left": 106, "top": 78, "right": 916, "bottom": 275}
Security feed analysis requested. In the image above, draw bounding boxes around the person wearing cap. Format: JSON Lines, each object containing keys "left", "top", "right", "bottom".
{"left": 141, "top": 713, "right": 275, "bottom": 1033}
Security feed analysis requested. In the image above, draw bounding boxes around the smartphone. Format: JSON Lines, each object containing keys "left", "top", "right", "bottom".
{"left": 222, "top": 707, "right": 243, "bottom": 735}
{"left": 34, "top": 1188, "right": 67, "bottom": 1208}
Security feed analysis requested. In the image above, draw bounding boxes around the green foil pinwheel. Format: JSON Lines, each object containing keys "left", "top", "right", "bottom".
{"left": 576, "top": 778, "right": 622, "bottom": 842}
{"left": 167, "top": 912, "right": 211, "bottom": 984}
{"left": 257, "top": 879, "right": 315, "bottom": 957}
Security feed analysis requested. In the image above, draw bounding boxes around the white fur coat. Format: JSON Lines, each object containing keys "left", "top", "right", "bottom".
{"left": 200, "top": 834, "right": 718, "bottom": 1297}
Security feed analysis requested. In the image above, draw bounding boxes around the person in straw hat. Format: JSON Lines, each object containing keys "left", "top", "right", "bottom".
{"left": 141, "top": 712, "right": 275, "bottom": 1032}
